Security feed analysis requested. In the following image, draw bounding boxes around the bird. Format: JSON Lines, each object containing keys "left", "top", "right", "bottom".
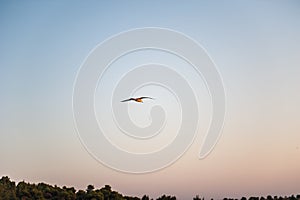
{"left": 120, "top": 96, "right": 154, "bottom": 103}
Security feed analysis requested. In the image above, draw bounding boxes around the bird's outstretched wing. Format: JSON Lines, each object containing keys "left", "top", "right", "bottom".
{"left": 140, "top": 97, "right": 154, "bottom": 100}
{"left": 121, "top": 98, "right": 134, "bottom": 102}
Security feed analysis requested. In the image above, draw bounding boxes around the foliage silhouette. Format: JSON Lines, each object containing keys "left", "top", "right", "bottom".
{"left": 0, "top": 176, "right": 299, "bottom": 200}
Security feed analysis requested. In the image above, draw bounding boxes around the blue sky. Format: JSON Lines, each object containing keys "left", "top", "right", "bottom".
{"left": 1, "top": 1, "right": 300, "bottom": 199}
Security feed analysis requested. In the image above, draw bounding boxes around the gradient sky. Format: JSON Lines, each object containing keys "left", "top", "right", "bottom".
{"left": 1, "top": 1, "right": 300, "bottom": 199}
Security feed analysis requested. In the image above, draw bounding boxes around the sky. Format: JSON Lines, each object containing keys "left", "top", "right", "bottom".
{"left": 1, "top": 1, "right": 300, "bottom": 199}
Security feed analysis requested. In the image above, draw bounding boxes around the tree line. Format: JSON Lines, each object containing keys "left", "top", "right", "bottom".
{"left": 0, "top": 176, "right": 174, "bottom": 200}
{"left": 0, "top": 176, "right": 299, "bottom": 200}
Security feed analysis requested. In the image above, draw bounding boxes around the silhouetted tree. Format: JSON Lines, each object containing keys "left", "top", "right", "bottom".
{"left": 0, "top": 176, "right": 17, "bottom": 200}
{"left": 193, "top": 195, "right": 201, "bottom": 200}
{"left": 16, "top": 181, "right": 44, "bottom": 200}
{"left": 87, "top": 185, "right": 95, "bottom": 193}
{"left": 111, "top": 190, "right": 125, "bottom": 200}
{"left": 76, "top": 190, "right": 86, "bottom": 200}
{"left": 290, "top": 195, "right": 297, "bottom": 200}
{"left": 267, "top": 195, "right": 273, "bottom": 200}
{"left": 99, "top": 184, "right": 124, "bottom": 200}
{"left": 142, "top": 195, "right": 150, "bottom": 200}
{"left": 86, "top": 190, "right": 104, "bottom": 200}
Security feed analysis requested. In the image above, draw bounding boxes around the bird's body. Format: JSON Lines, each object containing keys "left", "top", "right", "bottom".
{"left": 121, "top": 97, "right": 154, "bottom": 103}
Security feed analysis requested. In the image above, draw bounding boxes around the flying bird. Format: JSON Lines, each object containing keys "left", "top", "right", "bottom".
{"left": 121, "top": 97, "right": 154, "bottom": 103}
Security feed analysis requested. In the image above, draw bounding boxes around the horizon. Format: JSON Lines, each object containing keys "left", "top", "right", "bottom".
{"left": 1, "top": 176, "right": 300, "bottom": 200}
